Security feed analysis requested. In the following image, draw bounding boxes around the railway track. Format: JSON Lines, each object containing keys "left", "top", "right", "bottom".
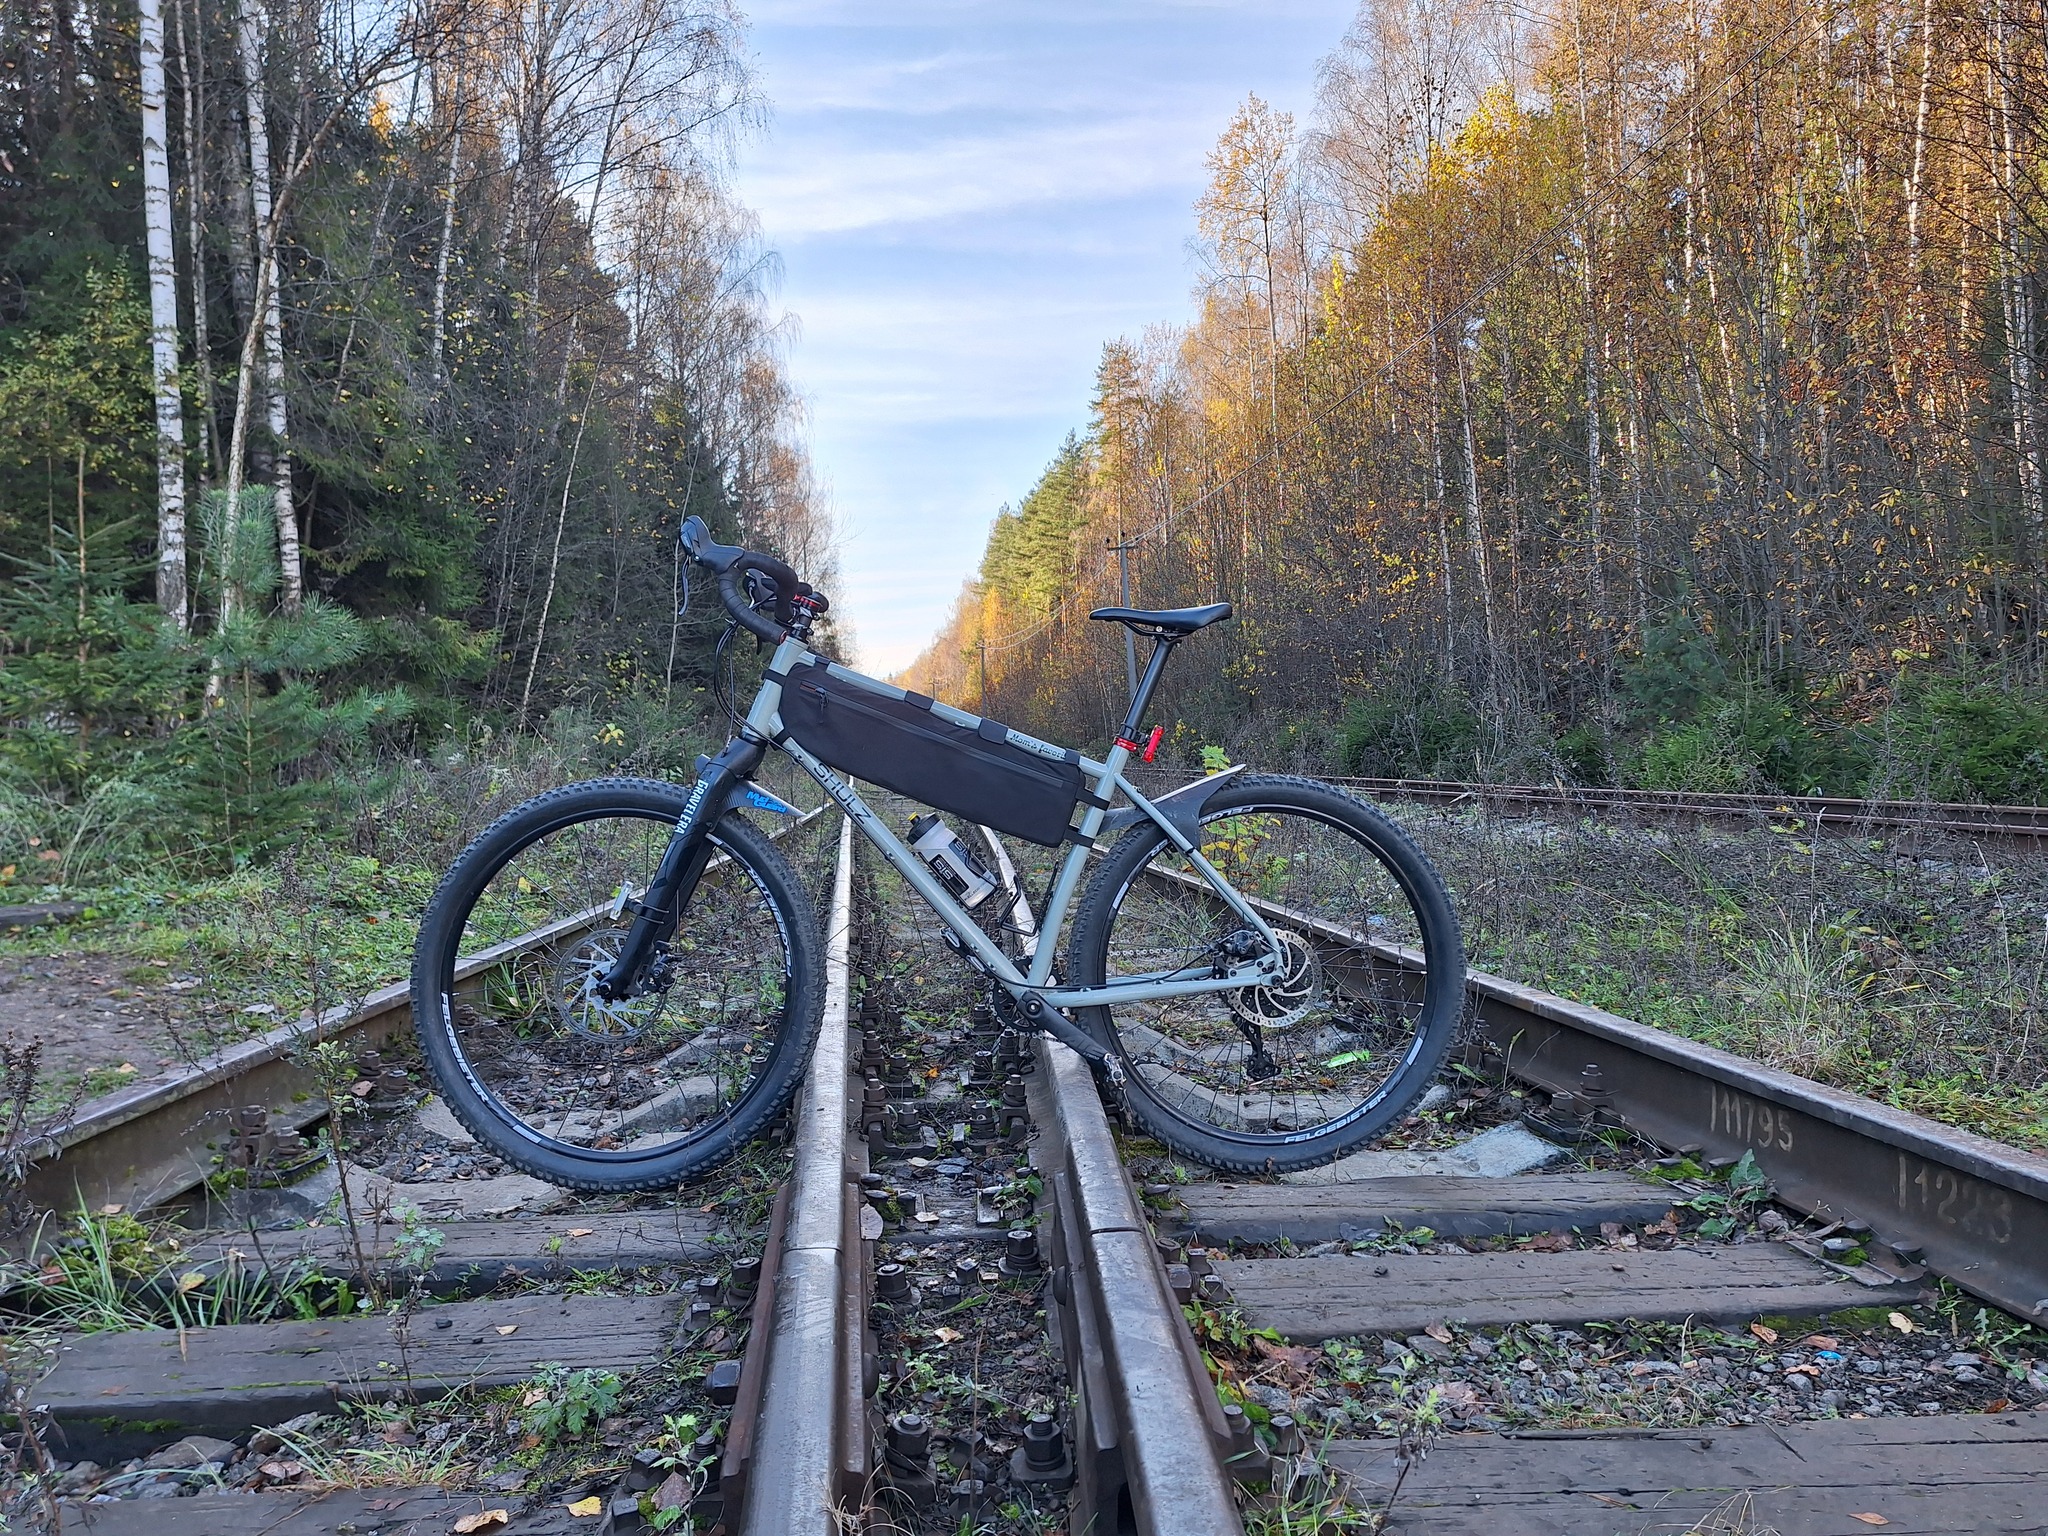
{"left": 1286, "top": 776, "right": 2048, "bottom": 845}
{"left": 11, "top": 795, "right": 2048, "bottom": 1533}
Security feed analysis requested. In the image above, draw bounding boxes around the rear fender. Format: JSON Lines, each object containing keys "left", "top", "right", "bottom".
{"left": 1101, "top": 764, "right": 1247, "bottom": 844}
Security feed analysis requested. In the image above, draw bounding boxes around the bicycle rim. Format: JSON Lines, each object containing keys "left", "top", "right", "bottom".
{"left": 431, "top": 808, "right": 799, "bottom": 1163}
{"left": 1095, "top": 801, "right": 1446, "bottom": 1147}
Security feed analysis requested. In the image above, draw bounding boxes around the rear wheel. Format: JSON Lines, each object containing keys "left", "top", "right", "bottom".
{"left": 1066, "top": 775, "right": 1463, "bottom": 1172}
{"left": 409, "top": 777, "right": 823, "bottom": 1191}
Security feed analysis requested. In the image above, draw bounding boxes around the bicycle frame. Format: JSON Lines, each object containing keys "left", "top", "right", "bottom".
{"left": 743, "top": 635, "right": 1284, "bottom": 1011}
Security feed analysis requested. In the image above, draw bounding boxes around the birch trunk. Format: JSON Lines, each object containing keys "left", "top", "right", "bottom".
{"left": 430, "top": 115, "right": 463, "bottom": 384}
{"left": 173, "top": 0, "right": 218, "bottom": 484}
{"left": 234, "top": 0, "right": 302, "bottom": 609}
{"left": 1572, "top": 1, "right": 1608, "bottom": 639}
{"left": 139, "top": 0, "right": 189, "bottom": 628}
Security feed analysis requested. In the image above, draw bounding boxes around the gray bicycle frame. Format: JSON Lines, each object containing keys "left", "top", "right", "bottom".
{"left": 743, "top": 636, "right": 1284, "bottom": 1008}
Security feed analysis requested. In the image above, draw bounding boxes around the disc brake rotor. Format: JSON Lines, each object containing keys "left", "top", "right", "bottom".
{"left": 1227, "top": 928, "right": 1321, "bottom": 1031}
{"left": 552, "top": 926, "right": 663, "bottom": 1040}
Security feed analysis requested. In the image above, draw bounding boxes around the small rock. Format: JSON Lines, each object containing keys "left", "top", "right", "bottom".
{"left": 1381, "top": 1338, "right": 1413, "bottom": 1362}
{"left": 56, "top": 1461, "right": 102, "bottom": 1492}
{"left": 1405, "top": 1334, "right": 1453, "bottom": 1362}
{"left": 1944, "top": 1352, "right": 1983, "bottom": 1369}
{"left": 142, "top": 1436, "right": 237, "bottom": 1471}
{"left": 1465, "top": 1336, "right": 1496, "bottom": 1359}
{"left": 488, "top": 1470, "right": 525, "bottom": 1492}
{"left": 250, "top": 1411, "right": 323, "bottom": 1455}
{"left": 1786, "top": 1372, "right": 1814, "bottom": 1394}
{"left": 1953, "top": 1366, "right": 1983, "bottom": 1385}
{"left": 130, "top": 1479, "right": 183, "bottom": 1500}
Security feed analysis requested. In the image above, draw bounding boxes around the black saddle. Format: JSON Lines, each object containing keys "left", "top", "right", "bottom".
{"left": 1088, "top": 603, "right": 1233, "bottom": 637}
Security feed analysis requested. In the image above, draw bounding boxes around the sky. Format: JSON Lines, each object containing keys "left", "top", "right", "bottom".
{"left": 730, "top": 0, "right": 1359, "bottom": 674}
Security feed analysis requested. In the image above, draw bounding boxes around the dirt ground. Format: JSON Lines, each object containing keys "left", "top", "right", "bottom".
{"left": 0, "top": 951, "right": 210, "bottom": 1115}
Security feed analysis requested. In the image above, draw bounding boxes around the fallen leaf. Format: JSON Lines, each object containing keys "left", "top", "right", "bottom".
{"left": 1984, "top": 1399, "right": 2012, "bottom": 1413}
{"left": 1887, "top": 1312, "right": 1916, "bottom": 1333}
{"left": 1433, "top": 1380, "right": 1481, "bottom": 1412}
{"left": 1251, "top": 1336, "right": 1317, "bottom": 1371}
{"left": 368, "top": 1498, "right": 404, "bottom": 1510}
{"left": 98, "top": 1204, "right": 123, "bottom": 1216}
{"left": 1799, "top": 1335, "right": 1840, "bottom": 1350}
{"left": 259, "top": 1461, "right": 305, "bottom": 1481}
{"left": 934, "top": 1326, "right": 964, "bottom": 1344}
{"left": 1524, "top": 1232, "right": 1572, "bottom": 1252}
{"left": 1590, "top": 1493, "right": 1637, "bottom": 1508}
{"left": 652, "top": 1472, "right": 690, "bottom": 1511}
{"left": 566, "top": 1496, "right": 603, "bottom": 1516}
{"left": 1849, "top": 1515, "right": 1889, "bottom": 1526}
{"left": 177, "top": 1271, "right": 208, "bottom": 1292}
{"left": 452, "top": 1512, "right": 511, "bottom": 1534}
{"left": 1423, "top": 1322, "right": 1453, "bottom": 1344}
{"left": 1750, "top": 1323, "right": 1779, "bottom": 1344}
{"left": 495, "top": 1324, "right": 519, "bottom": 1335}
{"left": 565, "top": 1228, "right": 594, "bottom": 1238}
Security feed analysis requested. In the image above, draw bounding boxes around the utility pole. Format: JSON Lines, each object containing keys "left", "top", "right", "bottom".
{"left": 1108, "top": 537, "right": 1139, "bottom": 702}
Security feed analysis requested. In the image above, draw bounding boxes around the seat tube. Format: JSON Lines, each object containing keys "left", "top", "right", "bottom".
{"left": 1118, "top": 638, "right": 1175, "bottom": 741}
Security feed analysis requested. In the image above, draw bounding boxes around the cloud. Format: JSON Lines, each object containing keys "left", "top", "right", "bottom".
{"left": 731, "top": 0, "right": 1359, "bottom": 672}
{"left": 745, "top": 122, "right": 1195, "bottom": 237}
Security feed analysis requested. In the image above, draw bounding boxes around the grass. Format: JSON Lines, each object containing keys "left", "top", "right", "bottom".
{"left": 2, "top": 1207, "right": 357, "bottom": 1332}
{"left": 1397, "top": 808, "right": 2048, "bottom": 1148}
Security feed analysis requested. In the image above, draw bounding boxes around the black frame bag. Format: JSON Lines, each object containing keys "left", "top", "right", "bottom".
{"left": 777, "top": 661, "right": 1084, "bottom": 845}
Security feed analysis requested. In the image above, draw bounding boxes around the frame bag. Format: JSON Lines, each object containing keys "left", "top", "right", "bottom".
{"left": 777, "top": 661, "right": 1084, "bottom": 845}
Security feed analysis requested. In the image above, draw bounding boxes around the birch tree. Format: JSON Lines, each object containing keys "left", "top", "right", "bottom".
{"left": 138, "top": 0, "right": 189, "bottom": 627}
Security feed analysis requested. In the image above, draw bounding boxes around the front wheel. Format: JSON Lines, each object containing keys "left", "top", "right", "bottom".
{"left": 409, "top": 777, "right": 825, "bottom": 1191}
{"left": 1066, "top": 775, "right": 1463, "bottom": 1173}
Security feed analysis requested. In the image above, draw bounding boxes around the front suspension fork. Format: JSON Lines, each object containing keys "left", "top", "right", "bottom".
{"left": 596, "top": 737, "right": 765, "bottom": 1001}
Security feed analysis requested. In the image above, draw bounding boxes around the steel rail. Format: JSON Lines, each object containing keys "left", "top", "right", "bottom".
{"left": 1140, "top": 860, "right": 2048, "bottom": 1324}
{"left": 18, "top": 805, "right": 830, "bottom": 1217}
{"left": 977, "top": 830, "right": 1248, "bottom": 1535}
{"left": 1120, "top": 769, "right": 2048, "bottom": 841}
{"left": 1303, "top": 776, "right": 2048, "bottom": 842}
{"left": 732, "top": 814, "right": 869, "bottom": 1534}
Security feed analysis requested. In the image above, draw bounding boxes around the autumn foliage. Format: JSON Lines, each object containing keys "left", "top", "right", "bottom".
{"left": 906, "top": 0, "right": 2048, "bottom": 801}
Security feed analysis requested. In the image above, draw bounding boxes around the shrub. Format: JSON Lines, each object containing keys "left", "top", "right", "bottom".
{"left": 1630, "top": 710, "right": 1760, "bottom": 793}
{"left": 1337, "top": 680, "right": 1481, "bottom": 778}
{"left": 1863, "top": 675, "right": 2048, "bottom": 805}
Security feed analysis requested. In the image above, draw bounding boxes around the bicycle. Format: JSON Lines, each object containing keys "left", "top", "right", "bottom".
{"left": 409, "top": 518, "right": 1465, "bottom": 1190}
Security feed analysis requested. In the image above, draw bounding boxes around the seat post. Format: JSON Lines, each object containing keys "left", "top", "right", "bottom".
{"left": 1117, "top": 636, "right": 1176, "bottom": 742}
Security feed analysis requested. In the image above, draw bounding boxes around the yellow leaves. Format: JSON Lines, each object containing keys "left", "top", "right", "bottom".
{"left": 566, "top": 1496, "right": 604, "bottom": 1517}
{"left": 452, "top": 1511, "right": 510, "bottom": 1533}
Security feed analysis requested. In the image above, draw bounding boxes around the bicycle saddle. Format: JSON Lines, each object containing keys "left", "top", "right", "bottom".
{"left": 1088, "top": 602, "right": 1233, "bottom": 636}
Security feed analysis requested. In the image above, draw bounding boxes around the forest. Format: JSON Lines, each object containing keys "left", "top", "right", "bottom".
{"left": 0, "top": 0, "right": 830, "bottom": 878}
{"left": 907, "top": 0, "right": 2048, "bottom": 805}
